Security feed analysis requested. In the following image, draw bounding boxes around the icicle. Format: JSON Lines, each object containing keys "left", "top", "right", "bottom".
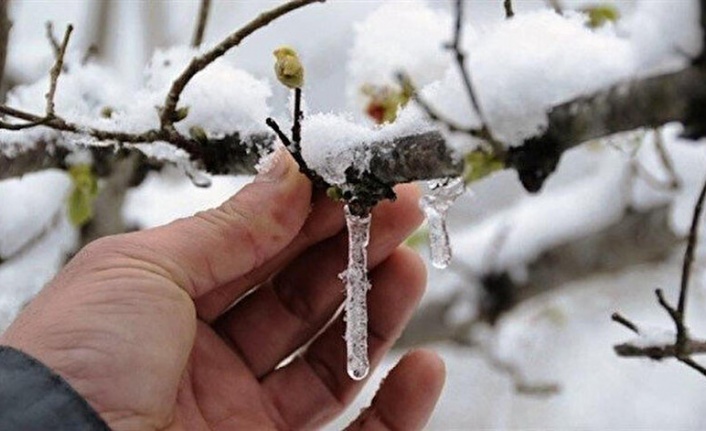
{"left": 420, "top": 177, "right": 465, "bottom": 269}
{"left": 177, "top": 157, "right": 212, "bottom": 188}
{"left": 339, "top": 204, "right": 372, "bottom": 380}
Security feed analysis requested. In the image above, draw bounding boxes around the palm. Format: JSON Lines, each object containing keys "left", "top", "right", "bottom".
{"left": 171, "top": 323, "right": 283, "bottom": 430}
{"left": 2, "top": 163, "right": 445, "bottom": 431}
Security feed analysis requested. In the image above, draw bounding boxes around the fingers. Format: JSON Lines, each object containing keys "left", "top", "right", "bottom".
{"left": 197, "top": 184, "right": 420, "bottom": 320}
{"left": 213, "top": 186, "right": 423, "bottom": 376}
{"left": 345, "top": 350, "right": 446, "bottom": 431}
{"left": 95, "top": 151, "right": 311, "bottom": 299}
{"left": 195, "top": 188, "right": 346, "bottom": 320}
{"left": 260, "top": 247, "right": 427, "bottom": 430}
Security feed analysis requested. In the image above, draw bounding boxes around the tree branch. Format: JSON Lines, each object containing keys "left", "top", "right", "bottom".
{"left": 191, "top": 0, "right": 211, "bottom": 48}
{"left": 507, "top": 66, "right": 706, "bottom": 192}
{"left": 503, "top": 0, "right": 514, "bottom": 19}
{"left": 612, "top": 175, "right": 706, "bottom": 378}
{"left": 445, "top": 0, "right": 503, "bottom": 155}
{"left": 45, "top": 24, "right": 72, "bottom": 118}
{"left": 160, "top": 0, "right": 325, "bottom": 130}
{"left": 2, "top": 65, "right": 705, "bottom": 202}
{"left": 0, "top": 0, "right": 10, "bottom": 94}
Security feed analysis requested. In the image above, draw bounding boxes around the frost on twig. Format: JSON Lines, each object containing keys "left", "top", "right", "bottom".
{"left": 340, "top": 204, "right": 372, "bottom": 380}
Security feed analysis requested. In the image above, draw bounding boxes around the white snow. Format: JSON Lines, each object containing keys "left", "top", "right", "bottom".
{"left": 345, "top": 0, "right": 454, "bottom": 115}
{"left": 299, "top": 106, "right": 434, "bottom": 186}
{"left": 453, "top": 146, "right": 631, "bottom": 276}
{"left": 0, "top": 170, "right": 72, "bottom": 258}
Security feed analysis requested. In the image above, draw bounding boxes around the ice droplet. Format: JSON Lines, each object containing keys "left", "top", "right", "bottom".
{"left": 340, "top": 204, "right": 372, "bottom": 380}
{"left": 420, "top": 177, "right": 465, "bottom": 269}
{"left": 177, "top": 157, "right": 212, "bottom": 188}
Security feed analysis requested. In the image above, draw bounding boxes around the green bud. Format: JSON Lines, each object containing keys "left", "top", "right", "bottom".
{"left": 189, "top": 126, "right": 208, "bottom": 144}
{"left": 582, "top": 4, "right": 620, "bottom": 28}
{"left": 173, "top": 106, "right": 190, "bottom": 122}
{"left": 463, "top": 150, "right": 505, "bottom": 184}
{"left": 100, "top": 106, "right": 114, "bottom": 118}
{"left": 67, "top": 164, "right": 99, "bottom": 226}
{"left": 326, "top": 186, "right": 344, "bottom": 201}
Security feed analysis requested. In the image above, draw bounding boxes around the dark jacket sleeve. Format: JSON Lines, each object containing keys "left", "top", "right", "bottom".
{"left": 0, "top": 345, "right": 111, "bottom": 430}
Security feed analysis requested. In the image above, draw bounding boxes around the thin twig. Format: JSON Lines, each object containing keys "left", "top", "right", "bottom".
{"left": 503, "top": 0, "right": 514, "bottom": 19}
{"left": 265, "top": 117, "right": 292, "bottom": 148}
{"left": 46, "top": 24, "right": 73, "bottom": 118}
{"left": 292, "top": 87, "right": 303, "bottom": 149}
{"left": 446, "top": 0, "right": 503, "bottom": 156}
{"left": 653, "top": 128, "right": 682, "bottom": 190}
{"left": 45, "top": 21, "right": 61, "bottom": 59}
{"left": 678, "top": 356, "right": 706, "bottom": 377}
{"left": 677, "top": 174, "right": 706, "bottom": 328}
{"left": 613, "top": 173, "right": 706, "bottom": 377}
{"left": 397, "top": 72, "right": 485, "bottom": 137}
{"left": 611, "top": 312, "right": 640, "bottom": 335}
{"left": 161, "top": 0, "right": 325, "bottom": 130}
{"left": 265, "top": 116, "right": 326, "bottom": 189}
{"left": 191, "top": 0, "right": 212, "bottom": 48}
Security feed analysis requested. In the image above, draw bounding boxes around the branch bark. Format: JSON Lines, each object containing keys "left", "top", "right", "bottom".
{"left": 0, "top": 0, "right": 10, "bottom": 93}
{"left": 2, "top": 65, "right": 705, "bottom": 198}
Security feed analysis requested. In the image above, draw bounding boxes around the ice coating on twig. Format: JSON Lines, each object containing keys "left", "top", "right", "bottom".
{"left": 340, "top": 204, "right": 372, "bottom": 380}
{"left": 420, "top": 177, "right": 465, "bottom": 268}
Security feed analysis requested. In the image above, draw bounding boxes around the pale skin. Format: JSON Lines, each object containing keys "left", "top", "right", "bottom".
{"left": 0, "top": 150, "right": 445, "bottom": 430}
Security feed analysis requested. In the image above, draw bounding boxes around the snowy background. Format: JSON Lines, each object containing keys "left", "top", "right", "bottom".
{"left": 2, "top": 0, "right": 706, "bottom": 429}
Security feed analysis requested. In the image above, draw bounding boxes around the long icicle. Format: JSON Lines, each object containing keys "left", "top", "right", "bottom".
{"left": 340, "top": 204, "right": 372, "bottom": 380}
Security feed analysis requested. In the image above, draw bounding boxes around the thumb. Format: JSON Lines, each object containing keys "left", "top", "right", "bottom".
{"left": 108, "top": 149, "right": 311, "bottom": 299}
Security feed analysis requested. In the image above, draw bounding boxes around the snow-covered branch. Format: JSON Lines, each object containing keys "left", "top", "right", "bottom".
{"left": 507, "top": 66, "right": 706, "bottom": 192}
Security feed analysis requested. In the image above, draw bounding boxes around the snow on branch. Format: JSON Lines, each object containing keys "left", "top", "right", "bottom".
{"left": 2, "top": 64, "right": 705, "bottom": 198}
{"left": 507, "top": 66, "right": 706, "bottom": 192}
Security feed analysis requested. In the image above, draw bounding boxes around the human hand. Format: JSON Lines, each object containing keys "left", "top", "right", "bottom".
{"left": 0, "top": 151, "right": 445, "bottom": 430}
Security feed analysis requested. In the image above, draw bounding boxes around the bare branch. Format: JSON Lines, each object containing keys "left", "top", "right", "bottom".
{"left": 612, "top": 174, "right": 706, "bottom": 378}
{"left": 653, "top": 128, "right": 681, "bottom": 189}
{"left": 398, "top": 73, "right": 485, "bottom": 138}
{"left": 677, "top": 174, "right": 706, "bottom": 320}
{"left": 44, "top": 21, "right": 61, "bottom": 59}
{"left": 503, "top": 0, "right": 514, "bottom": 19}
{"left": 0, "top": 0, "right": 11, "bottom": 94}
{"left": 292, "top": 87, "right": 303, "bottom": 148}
{"left": 615, "top": 339, "right": 706, "bottom": 359}
{"left": 45, "top": 24, "right": 73, "bottom": 118}
{"left": 160, "top": 0, "right": 325, "bottom": 130}
{"left": 191, "top": 0, "right": 211, "bottom": 48}
{"left": 445, "top": 0, "right": 503, "bottom": 155}
{"left": 611, "top": 312, "right": 640, "bottom": 335}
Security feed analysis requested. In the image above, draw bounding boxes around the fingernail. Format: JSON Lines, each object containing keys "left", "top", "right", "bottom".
{"left": 255, "top": 147, "right": 290, "bottom": 182}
